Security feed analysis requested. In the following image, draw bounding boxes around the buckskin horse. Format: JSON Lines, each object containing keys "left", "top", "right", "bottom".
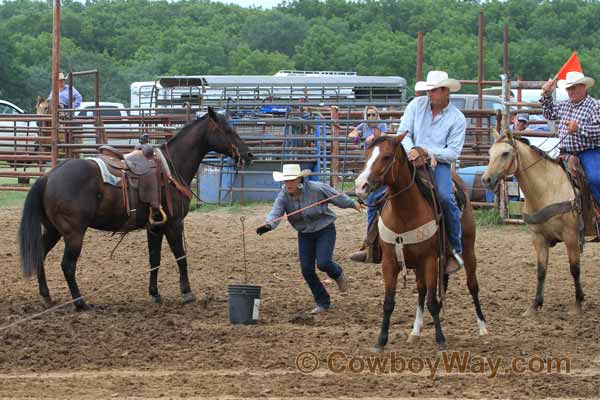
{"left": 354, "top": 134, "right": 487, "bottom": 351}
{"left": 481, "top": 130, "right": 585, "bottom": 316}
{"left": 18, "top": 107, "right": 252, "bottom": 310}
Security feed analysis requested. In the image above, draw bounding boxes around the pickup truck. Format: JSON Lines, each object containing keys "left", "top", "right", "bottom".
{"left": 74, "top": 102, "right": 135, "bottom": 147}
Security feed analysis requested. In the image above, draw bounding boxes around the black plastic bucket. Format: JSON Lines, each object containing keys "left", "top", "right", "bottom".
{"left": 227, "top": 284, "right": 262, "bottom": 325}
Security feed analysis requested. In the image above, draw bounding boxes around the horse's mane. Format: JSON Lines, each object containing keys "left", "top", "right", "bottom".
{"left": 166, "top": 112, "right": 229, "bottom": 145}
{"left": 368, "top": 135, "right": 395, "bottom": 149}
{"left": 498, "top": 134, "right": 560, "bottom": 165}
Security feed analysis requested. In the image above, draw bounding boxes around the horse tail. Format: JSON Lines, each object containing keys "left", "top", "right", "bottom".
{"left": 18, "top": 176, "right": 47, "bottom": 278}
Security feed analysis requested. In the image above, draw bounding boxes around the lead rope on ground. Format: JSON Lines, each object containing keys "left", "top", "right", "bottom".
{"left": 0, "top": 264, "right": 163, "bottom": 333}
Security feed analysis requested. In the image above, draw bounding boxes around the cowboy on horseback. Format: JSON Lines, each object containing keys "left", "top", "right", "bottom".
{"left": 540, "top": 71, "right": 600, "bottom": 207}
{"left": 398, "top": 70, "right": 467, "bottom": 275}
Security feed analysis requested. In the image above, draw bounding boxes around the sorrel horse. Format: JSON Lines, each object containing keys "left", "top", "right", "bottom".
{"left": 18, "top": 107, "right": 252, "bottom": 310}
{"left": 481, "top": 131, "right": 585, "bottom": 316}
{"left": 355, "top": 134, "right": 487, "bottom": 351}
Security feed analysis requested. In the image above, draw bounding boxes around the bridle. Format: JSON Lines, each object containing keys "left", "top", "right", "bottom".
{"left": 366, "top": 141, "right": 417, "bottom": 201}
{"left": 502, "top": 138, "right": 521, "bottom": 178}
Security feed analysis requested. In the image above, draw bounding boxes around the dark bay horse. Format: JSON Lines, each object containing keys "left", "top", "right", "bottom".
{"left": 481, "top": 131, "right": 585, "bottom": 316}
{"left": 354, "top": 134, "right": 487, "bottom": 351}
{"left": 18, "top": 107, "right": 252, "bottom": 310}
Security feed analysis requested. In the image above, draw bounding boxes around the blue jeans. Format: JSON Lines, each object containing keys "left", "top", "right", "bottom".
{"left": 367, "top": 186, "right": 388, "bottom": 234}
{"left": 434, "top": 163, "right": 462, "bottom": 254}
{"left": 578, "top": 148, "right": 600, "bottom": 205}
{"left": 298, "top": 223, "right": 342, "bottom": 308}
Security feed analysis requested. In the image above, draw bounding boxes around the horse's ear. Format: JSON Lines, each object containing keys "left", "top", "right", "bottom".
{"left": 394, "top": 131, "right": 408, "bottom": 144}
{"left": 492, "top": 129, "right": 501, "bottom": 140}
{"left": 36, "top": 96, "right": 42, "bottom": 105}
{"left": 207, "top": 106, "right": 218, "bottom": 122}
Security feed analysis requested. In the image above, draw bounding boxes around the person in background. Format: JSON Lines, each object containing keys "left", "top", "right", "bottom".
{"left": 347, "top": 106, "right": 389, "bottom": 262}
{"left": 256, "top": 164, "right": 364, "bottom": 314}
{"left": 48, "top": 72, "right": 83, "bottom": 109}
{"left": 512, "top": 113, "right": 529, "bottom": 132}
{"left": 348, "top": 105, "right": 388, "bottom": 146}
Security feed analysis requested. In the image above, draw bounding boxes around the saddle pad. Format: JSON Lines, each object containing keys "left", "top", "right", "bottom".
{"left": 154, "top": 148, "right": 174, "bottom": 180}
{"left": 89, "top": 158, "right": 122, "bottom": 186}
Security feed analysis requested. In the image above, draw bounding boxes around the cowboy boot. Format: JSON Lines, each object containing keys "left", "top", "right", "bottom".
{"left": 445, "top": 249, "right": 464, "bottom": 275}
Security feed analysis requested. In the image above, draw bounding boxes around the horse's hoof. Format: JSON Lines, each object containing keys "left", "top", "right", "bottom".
{"left": 75, "top": 302, "right": 91, "bottom": 312}
{"left": 479, "top": 326, "right": 489, "bottom": 336}
{"left": 522, "top": 307, "right": 538, "bottom": 318}
{"left": 407, "top": 334, "right": 420, "bottom": 344}
{"left": 437, "top": 342, "right": 448, "bottom": 351}
{"left": 181, "top": 292, "right": 196, "bottom": 304}
{"left": 370, "top": 345, "right": 384, "bottom": 354}
{"left": 149, "top": 295, "right": 162, "bottom": 304}
{"left": 40, "top": 296, "right": 54, "bottom": 307}
{"left": 571, "top": 303, "right": 583, "bottom": 315}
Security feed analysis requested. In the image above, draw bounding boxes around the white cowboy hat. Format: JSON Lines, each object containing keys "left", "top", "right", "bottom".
{"left": 414, "top": 70, "right": 461, "bottom": 92}
{"left": 557, "top": 71, "right": 595, "bottom": 90}
{"left": 58, "top": 72, "right": 66, "bottom": 80}
{"left": 272, "top": 164, "right": 311, "bottom": 182}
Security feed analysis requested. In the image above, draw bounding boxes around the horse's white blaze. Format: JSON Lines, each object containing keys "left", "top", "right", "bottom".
{"left": 354, "top": 146, "right": 380, "bottom": 197}
{"left": 409, "top": 304, "right": 424, "bottom": 337}
{"left": 477, "top": 317, "right": 488, "bottom": 336}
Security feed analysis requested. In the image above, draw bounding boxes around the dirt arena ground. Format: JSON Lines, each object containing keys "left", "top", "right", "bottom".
{"left": 0, "top": 204, "right": 599, "bottom": 399}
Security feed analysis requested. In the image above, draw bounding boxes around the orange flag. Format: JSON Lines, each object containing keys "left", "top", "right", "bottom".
{"left": 554, "top": 52, "right": 583, "bottom": 80}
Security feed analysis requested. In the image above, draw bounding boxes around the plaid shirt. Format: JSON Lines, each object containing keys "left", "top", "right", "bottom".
{"left": 540, "top": 94, "right": 600, "bottom": 153}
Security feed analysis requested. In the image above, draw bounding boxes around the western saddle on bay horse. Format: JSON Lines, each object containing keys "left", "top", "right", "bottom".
{"left": 97, "top": 134, "right": 175, "bottom": 228}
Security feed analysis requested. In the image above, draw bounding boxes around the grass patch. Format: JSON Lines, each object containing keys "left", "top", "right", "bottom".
{"left": 474, "top": 208, "right": 503, "bottom": 226}
{"left": 191, "top": 200, "right": 273, "bottom": 213}
{"left": 336, "top": 180, "right": 355, "bottom": 192}
{"left": 0, "top": 190, "right": 27, "bottom": 207}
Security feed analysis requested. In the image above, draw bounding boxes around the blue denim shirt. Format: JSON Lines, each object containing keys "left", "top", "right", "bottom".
{"left": 398, "top": 96, "right": 466, "bottom": 164}
{"left": 265, "top": 180, "right": 357, "bottom": 233}
{"left": 355, "top": 122, "right": 388, "bottom": 139}
{"left": 49, "top": 85, "right": 83, "bottom": 109}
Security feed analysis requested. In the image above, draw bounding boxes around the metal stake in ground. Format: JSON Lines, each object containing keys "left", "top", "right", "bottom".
{"left": 240, "top": 216, "right": 248, "bottom": 284}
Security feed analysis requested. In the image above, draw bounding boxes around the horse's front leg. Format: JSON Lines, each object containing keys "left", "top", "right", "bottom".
{"left": 407, "top": 266, "right": 426, "bottom": 344}
{"left": 565, "top": 234, "right": 585, "bottom": 314}
{"left": 165, "top": 221, "right": 196, "bottom": 304}
{"left": 147, "top": 226, "right": 164, "bottom": 304}
{"left": 425, "top": 256, "right": 446, "bottom": 350}
{"left": 373, "top": 247, "right": 399, "bottom": 353}
{"left": 524, "top": 234, "right": 549, "bottom": 317}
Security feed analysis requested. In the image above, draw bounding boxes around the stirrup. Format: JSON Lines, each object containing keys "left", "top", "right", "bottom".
{"left": 149, "top": 207, "right": 167, "bottom": 225}
{"left": 451, "top": 249, "right": 464, "bottom": 268}
{"left": 446, "top": 249, "right": 464, "bottom": 275}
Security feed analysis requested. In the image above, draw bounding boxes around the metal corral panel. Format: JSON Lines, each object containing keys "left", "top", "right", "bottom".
{"left": 158, "top": 75, "right": 407, "bottom": 88}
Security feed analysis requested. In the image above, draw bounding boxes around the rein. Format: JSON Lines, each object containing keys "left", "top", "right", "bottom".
{"left": 504, "top": 132, "right": 569, "bottom": 175}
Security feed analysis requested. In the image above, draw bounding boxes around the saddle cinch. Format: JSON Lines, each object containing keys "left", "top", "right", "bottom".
{"left": 362, "top": 147, "right": 467, "bottom": 264}
{"left": 97, "top": 135, "right": 170, "bottom": 227}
